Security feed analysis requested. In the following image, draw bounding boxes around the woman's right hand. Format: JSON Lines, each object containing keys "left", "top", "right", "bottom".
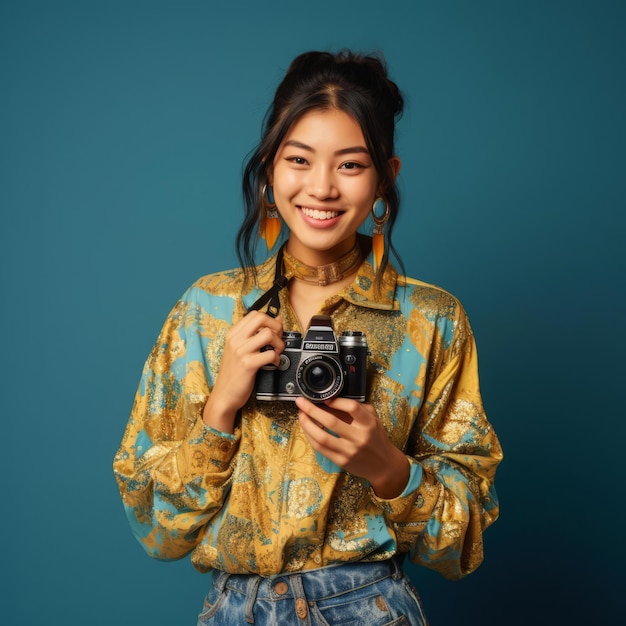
{"left": 202, "top": 311, "right": 284, "bottom": 433}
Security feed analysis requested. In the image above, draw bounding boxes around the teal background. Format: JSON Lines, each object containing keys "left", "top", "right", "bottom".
{"left": 2, "top": 0, "right": 624, "bottom": 624}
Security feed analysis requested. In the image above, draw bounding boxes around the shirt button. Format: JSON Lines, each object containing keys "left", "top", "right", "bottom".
{"left": 218, "top": 441, "right": 231, "bottom": 452}
{"left": 313, "top": 554, "right": 321, "bottom": 564}
{"left": 274, "top": 581, "right": 289, "bottom": 595}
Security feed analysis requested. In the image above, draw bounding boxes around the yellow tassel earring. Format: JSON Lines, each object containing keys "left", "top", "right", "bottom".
{"left": 260, "top": 184, "right": 281, "bottom": 251}
{"left": 371, "top": 197, "right": 389, "bottom": 272}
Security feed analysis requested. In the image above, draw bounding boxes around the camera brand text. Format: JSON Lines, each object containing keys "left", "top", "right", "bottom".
{"left": 304, "top": 342, "right": 336, "bottom": 351}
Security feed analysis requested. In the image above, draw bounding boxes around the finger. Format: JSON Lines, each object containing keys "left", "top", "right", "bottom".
{"left": 248, "top": 310, "right": 284, "bottom": 333}
{"left": 322, "top": 405, "right": 354, "bottom": 425}
{"left": 295, "top": 397, "right": 349, "bottom": 436}
{"left": 227, "top": 314, "right": 284, "bottom": 356}
{"left": 257, "top": 313, "right": 284, "bottom": 335}
{"left": 327, "top": 399, "right": 380, "bottom": 426}
{"left": 323, "top": 397, "right": 363, "bottom": 418}
{"left": 246, "top": 326, "right": 285, "bottom": 354}
{"left": 245, "top": 348, "right": 285, "bottom": 371}
{"left": 295, "top": 396, "right": 318, "bottom": 415}
{"left": 298, "top": 410, "right": 344, "bottom": 447}
{"left": 234, "top": 311, "right": 283, "bottom": 340}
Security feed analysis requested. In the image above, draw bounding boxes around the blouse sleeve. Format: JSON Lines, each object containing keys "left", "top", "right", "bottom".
{"left": 369, "top": 301, "right": 502, "bottom": 580}
{"left": 113, "top": 286, "right": 239, "bottom": 560}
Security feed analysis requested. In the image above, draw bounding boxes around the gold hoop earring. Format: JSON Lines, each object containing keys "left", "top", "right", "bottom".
{"left": 260, "top": 184, "right": 281, "bottom": 251}
{"left": 371, "top": 197, "right": 389, "bottom": 272}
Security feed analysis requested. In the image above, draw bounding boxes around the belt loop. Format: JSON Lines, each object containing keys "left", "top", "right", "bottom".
{"left": 214, "top": 570, "right": 230, "bottom": 593}
{"left": 391, "top": 553, "right": 405, "bottom": 580}
{"left": 244, "top": 576, "right": 262, "bottom": 624}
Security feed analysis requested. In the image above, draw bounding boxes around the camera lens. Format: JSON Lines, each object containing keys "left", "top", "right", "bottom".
{"left": 306, "top": 363, "right": 333, "bottom": 390}
{"left": 297, "top": 355, "right": 343, "bottom": 401}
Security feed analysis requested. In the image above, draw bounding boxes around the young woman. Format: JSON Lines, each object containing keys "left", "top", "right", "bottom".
{"left": 114, "top": 50, "right": 502, "bottom": 625}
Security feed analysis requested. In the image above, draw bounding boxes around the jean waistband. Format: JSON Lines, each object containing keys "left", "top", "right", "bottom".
{"left": 213, "top": 554, "right": 405, "bottom": 602}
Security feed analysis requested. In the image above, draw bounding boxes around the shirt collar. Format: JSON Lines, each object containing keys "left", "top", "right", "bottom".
{"left": 247, "top": 239, "right": 400, "bottom": 312}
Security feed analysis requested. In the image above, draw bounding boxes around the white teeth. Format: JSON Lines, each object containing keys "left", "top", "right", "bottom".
{"left": 301, "top": 207, "right": 339, "bottom": 220}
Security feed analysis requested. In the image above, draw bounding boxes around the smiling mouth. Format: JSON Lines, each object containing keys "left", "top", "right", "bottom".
{"left": 300, "top": 207, "right": 340, "bottom": 220}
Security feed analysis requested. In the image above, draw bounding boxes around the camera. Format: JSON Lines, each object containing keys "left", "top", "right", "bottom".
{"left": 255, "top": 315, "right": 368, "bottom": 403}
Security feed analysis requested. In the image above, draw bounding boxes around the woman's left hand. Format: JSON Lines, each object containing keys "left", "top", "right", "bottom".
{"left": 295, "top": 396, "right": 410, "bottom": 499}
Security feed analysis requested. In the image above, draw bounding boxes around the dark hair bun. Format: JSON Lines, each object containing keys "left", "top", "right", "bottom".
{"left": 280, "top": 50, "right": 404, "bottom": 122}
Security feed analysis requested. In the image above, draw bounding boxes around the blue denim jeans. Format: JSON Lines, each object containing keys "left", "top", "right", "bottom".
{"left": 197, "top": 555, "right": 428, "bottom": 625}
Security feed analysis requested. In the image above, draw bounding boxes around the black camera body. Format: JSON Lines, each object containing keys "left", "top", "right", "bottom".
{"left": 255, "top": 315, "right": 368, "bottom": 403}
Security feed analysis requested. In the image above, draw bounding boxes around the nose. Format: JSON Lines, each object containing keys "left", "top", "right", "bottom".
{"left": 306, "top": 166, "right": 338, "bottom": 199}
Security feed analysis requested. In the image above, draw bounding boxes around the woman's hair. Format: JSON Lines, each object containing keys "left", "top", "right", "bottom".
{"left": 237, "top": 49, "right": 404, "bottom": 285}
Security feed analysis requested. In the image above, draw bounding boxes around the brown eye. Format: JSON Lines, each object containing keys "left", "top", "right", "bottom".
{"left": 288, "top": 157, "right": 308, "bottom": 165}
{"left": 340, "top": 161, "right": 364, "bottom": 170}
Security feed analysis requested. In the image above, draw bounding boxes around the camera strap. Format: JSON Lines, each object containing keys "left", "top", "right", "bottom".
{"left": 247, "top": 243, "right": 288, "bottom": 318}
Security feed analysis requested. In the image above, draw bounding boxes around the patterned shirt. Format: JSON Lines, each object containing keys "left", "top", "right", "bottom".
{"left": 113, "top": 246, "right": 502, "bottom": 580}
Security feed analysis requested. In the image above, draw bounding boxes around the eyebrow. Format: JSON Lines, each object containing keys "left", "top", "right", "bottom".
{"left": 283, "top": 139, "right": 370, "bottom": 156}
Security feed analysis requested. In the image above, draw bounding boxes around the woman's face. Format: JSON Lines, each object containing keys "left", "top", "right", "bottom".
{"left": 270, "top": 108, "right": 382, "bottom": 266}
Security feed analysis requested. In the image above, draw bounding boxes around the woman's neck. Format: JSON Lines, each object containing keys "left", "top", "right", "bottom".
{"left": 284, "top": 235, "right": 359, "bottom": 267}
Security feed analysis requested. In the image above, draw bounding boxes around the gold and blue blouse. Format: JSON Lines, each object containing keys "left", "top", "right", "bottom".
{"left": 114, "top": 247, "right": 502, "bottom": 580}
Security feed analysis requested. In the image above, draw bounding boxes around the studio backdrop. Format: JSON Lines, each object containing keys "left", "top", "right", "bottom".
{"left": 2, "top": 1, "right": 624, "bottom": 624}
